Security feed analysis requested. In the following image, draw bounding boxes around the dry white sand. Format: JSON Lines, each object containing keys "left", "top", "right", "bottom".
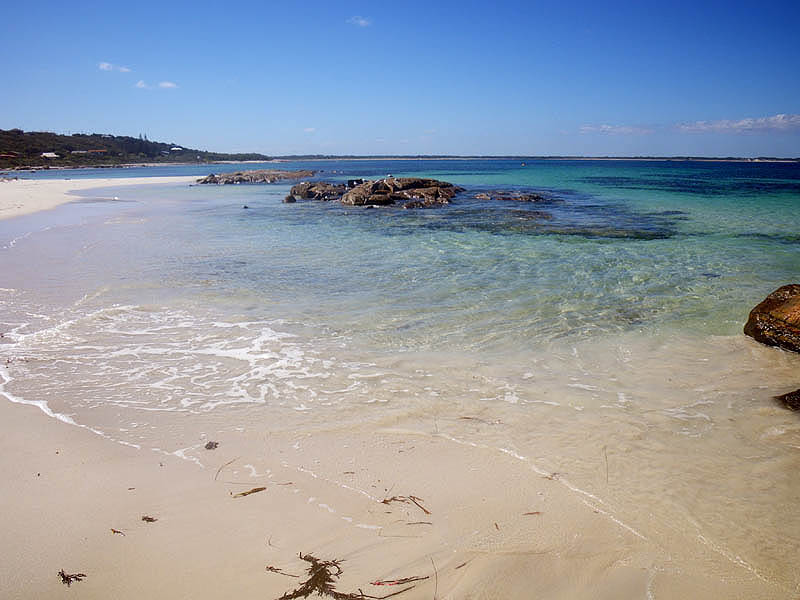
{"left": 0, "top": 176, "right": 197, "bottom": 220}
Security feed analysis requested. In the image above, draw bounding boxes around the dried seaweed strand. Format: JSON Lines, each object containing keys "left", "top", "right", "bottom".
{"left": 370, "top": 576, "right": 429, "bottom": 586}
{"left": 381, "top": 495, "right": 431, "bottom": 515}
{"left": 233, "top": 486, "right": 267, "bottom": 498}
{"left": 214, "top": 457, "right": 238, "bottom": 481}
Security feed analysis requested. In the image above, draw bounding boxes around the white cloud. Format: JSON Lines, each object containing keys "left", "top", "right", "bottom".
{"left": 135, "top": 80, "right": 149, "bottom": 89}
{"left": 158, "top": 81, "right": 178, "bottom": 89}
{"left": 99, "top": 61, "right": 131, "bottom": 73}
{"left": 303, "top": 127, "right": 316, "bottom": 133}
{"left": 347, "top": 15, "right": 371, "bottom": 27}
{"left": 678, "top": 113, "right": 800, "bottom": 133}
{"left": 579, "top": 124, "right": 654, "bottom": 135}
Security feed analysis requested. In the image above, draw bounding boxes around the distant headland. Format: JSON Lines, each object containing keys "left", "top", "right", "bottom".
{"left": 0, "top": 129, "right": 271, "bottom": 169}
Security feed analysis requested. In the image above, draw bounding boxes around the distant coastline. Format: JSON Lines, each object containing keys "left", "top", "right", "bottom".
{"left": 4, "top": 156, "right": 798, "bottom": 173}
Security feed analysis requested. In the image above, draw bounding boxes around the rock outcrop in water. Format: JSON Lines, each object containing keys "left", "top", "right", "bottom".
{"left": 197, "top": 169, "right": 314, "bottom": 184}
{"left": 341, "top": 178, "right": 464, "bottom": 208}
{"left": 284, "top": 181, "right": 347, "bottom": 203}
{"left": 744, "top": 284, "right": 800, "bottom": 353}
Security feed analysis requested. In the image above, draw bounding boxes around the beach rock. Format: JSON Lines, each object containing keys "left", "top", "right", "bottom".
{"left": 743, "top": 284, "right": 800, "bottom": 353}
{"left": 197, "top": 169, "right": 314, "bottom": 185}
{"left": 341, "top": 178, "right": 464, "bottom": 207}
{"left": 775, "top": 389, "right": 800, "bottom": 411}
{"left": 284, "top": 181, "right": 346, "bottom": 203}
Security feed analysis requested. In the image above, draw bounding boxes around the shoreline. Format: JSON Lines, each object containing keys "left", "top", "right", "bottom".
{"left": 0, "top": 175, "right": 196, "bottom": 220}
{"left": 1, "top": 165, "right": 797, "bottom": 598}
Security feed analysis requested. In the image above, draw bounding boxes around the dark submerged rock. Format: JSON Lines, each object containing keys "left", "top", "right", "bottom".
{"left": 197, "top": 169, "right": 314, "bottom": 185}
{"left": 775, "top": 389, "right": 800, "bottom": 411}
{"left": 284, "top": 181, "right": 347, "bottom": 203}
{"left": 475, "top": 190, "right": 554, "bottom": 203}
{"left": 743, "top": 284, "right": 800, "bottom": 353}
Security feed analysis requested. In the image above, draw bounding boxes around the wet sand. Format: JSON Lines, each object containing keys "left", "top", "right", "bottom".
{"left": 0, "top": 393, "right": 787, "bottom": 599}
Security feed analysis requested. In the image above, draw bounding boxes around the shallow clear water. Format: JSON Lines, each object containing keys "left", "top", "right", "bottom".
{"left": 1, "top": 159, "right": 799, "bottom": 591}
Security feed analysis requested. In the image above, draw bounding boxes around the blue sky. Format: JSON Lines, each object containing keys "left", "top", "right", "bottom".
{"left": 2, "top": 0, "right": 799, "bottom": 156}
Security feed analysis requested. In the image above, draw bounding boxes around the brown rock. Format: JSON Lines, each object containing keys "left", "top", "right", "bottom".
{"left": 743, "top": 284, "right": 800, "bottom": 352}
{"left": 775, "top": 389, "right": 800, "bottom": 411}
{"left": 341, "top": 178, "right": 463, "bottom": 206}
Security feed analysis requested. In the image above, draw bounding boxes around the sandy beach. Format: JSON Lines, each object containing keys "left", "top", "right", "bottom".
{"left": 1, "top": 383, "right": 787, "bottom": 600}
{"left": 1, "top": 172, "right": 797, "bottom": 599}
{"left": 0, "top": 176, "right": 197, "bottom": 221}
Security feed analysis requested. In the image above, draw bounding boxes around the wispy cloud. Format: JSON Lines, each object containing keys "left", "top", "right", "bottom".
{"left": 99, "top": 61, "right": 131, "bottom": 73}
{"left": 347, "top": 15, "right": 371, "bottom": 27}
{"left": 579, "top": 124, "right": 654, "bottom": 135}
{"left": 303, "top": 127, "right": 316, "bottom": 133}
{"left": 678, "top": 113, "right": 800, "bottom": 133}
{"left": 136, "top": 80, "right": 178, "bottom": 90}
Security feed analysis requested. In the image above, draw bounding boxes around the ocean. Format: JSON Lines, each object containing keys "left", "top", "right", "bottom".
{"left": 1, "top": 159, "right": 799, "bottom": 591}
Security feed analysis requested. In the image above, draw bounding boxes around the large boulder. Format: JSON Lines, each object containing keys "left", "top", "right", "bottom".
{"left": 744, "top": 284, "right": 800, "bottom": 353}
{"left": 341, "top": 178, "right": 464, "bottom": 207}
{"left": 775, "top": 389, "right": 800, "bottom": 411}
{"left": 284, "top": 182, "right": 346, "bottom": 203}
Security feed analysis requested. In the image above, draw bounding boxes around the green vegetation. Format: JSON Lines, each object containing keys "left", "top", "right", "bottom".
{"left": 0, "top": 129, "right": 270, "bottom": 169}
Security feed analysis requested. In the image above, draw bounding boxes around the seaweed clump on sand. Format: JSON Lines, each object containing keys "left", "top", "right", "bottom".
{"left": 58, "top": 569, "right": 86, "bottom": 586}
{"left": 276, "top": 553, "right": 417, "bottom": 600}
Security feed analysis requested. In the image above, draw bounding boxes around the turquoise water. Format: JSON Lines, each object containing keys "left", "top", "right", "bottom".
{"left": 65, "top": 161, "right": 800, "bottom": 343}
{"left": 1, "top": 159, "right": 800, "bottom": 592}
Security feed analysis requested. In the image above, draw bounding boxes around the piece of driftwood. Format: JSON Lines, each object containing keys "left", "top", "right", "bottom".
{"left": 523, "top": 511, "right": 542, "bottom": 516}
{"left": 58, "top": 569, "right": 86, "bottom": 586}
{"left": 233, "top": 486, "right": 266, "bottom": 498}
{"left": 205, "top": 441, "right": 219, "bottom": 450}
{"left": 110, "top": 528, "right": 126, "bottom": 535}
{"left": 141, "top": 515, "right": 158, "bottom": 523}
{"left": 276, "top": 553, "right": 416, "bottom": 600}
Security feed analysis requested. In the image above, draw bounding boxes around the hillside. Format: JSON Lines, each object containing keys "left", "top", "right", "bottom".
{"left": 0, "top": 129, "right": 270, "bottom": 169}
